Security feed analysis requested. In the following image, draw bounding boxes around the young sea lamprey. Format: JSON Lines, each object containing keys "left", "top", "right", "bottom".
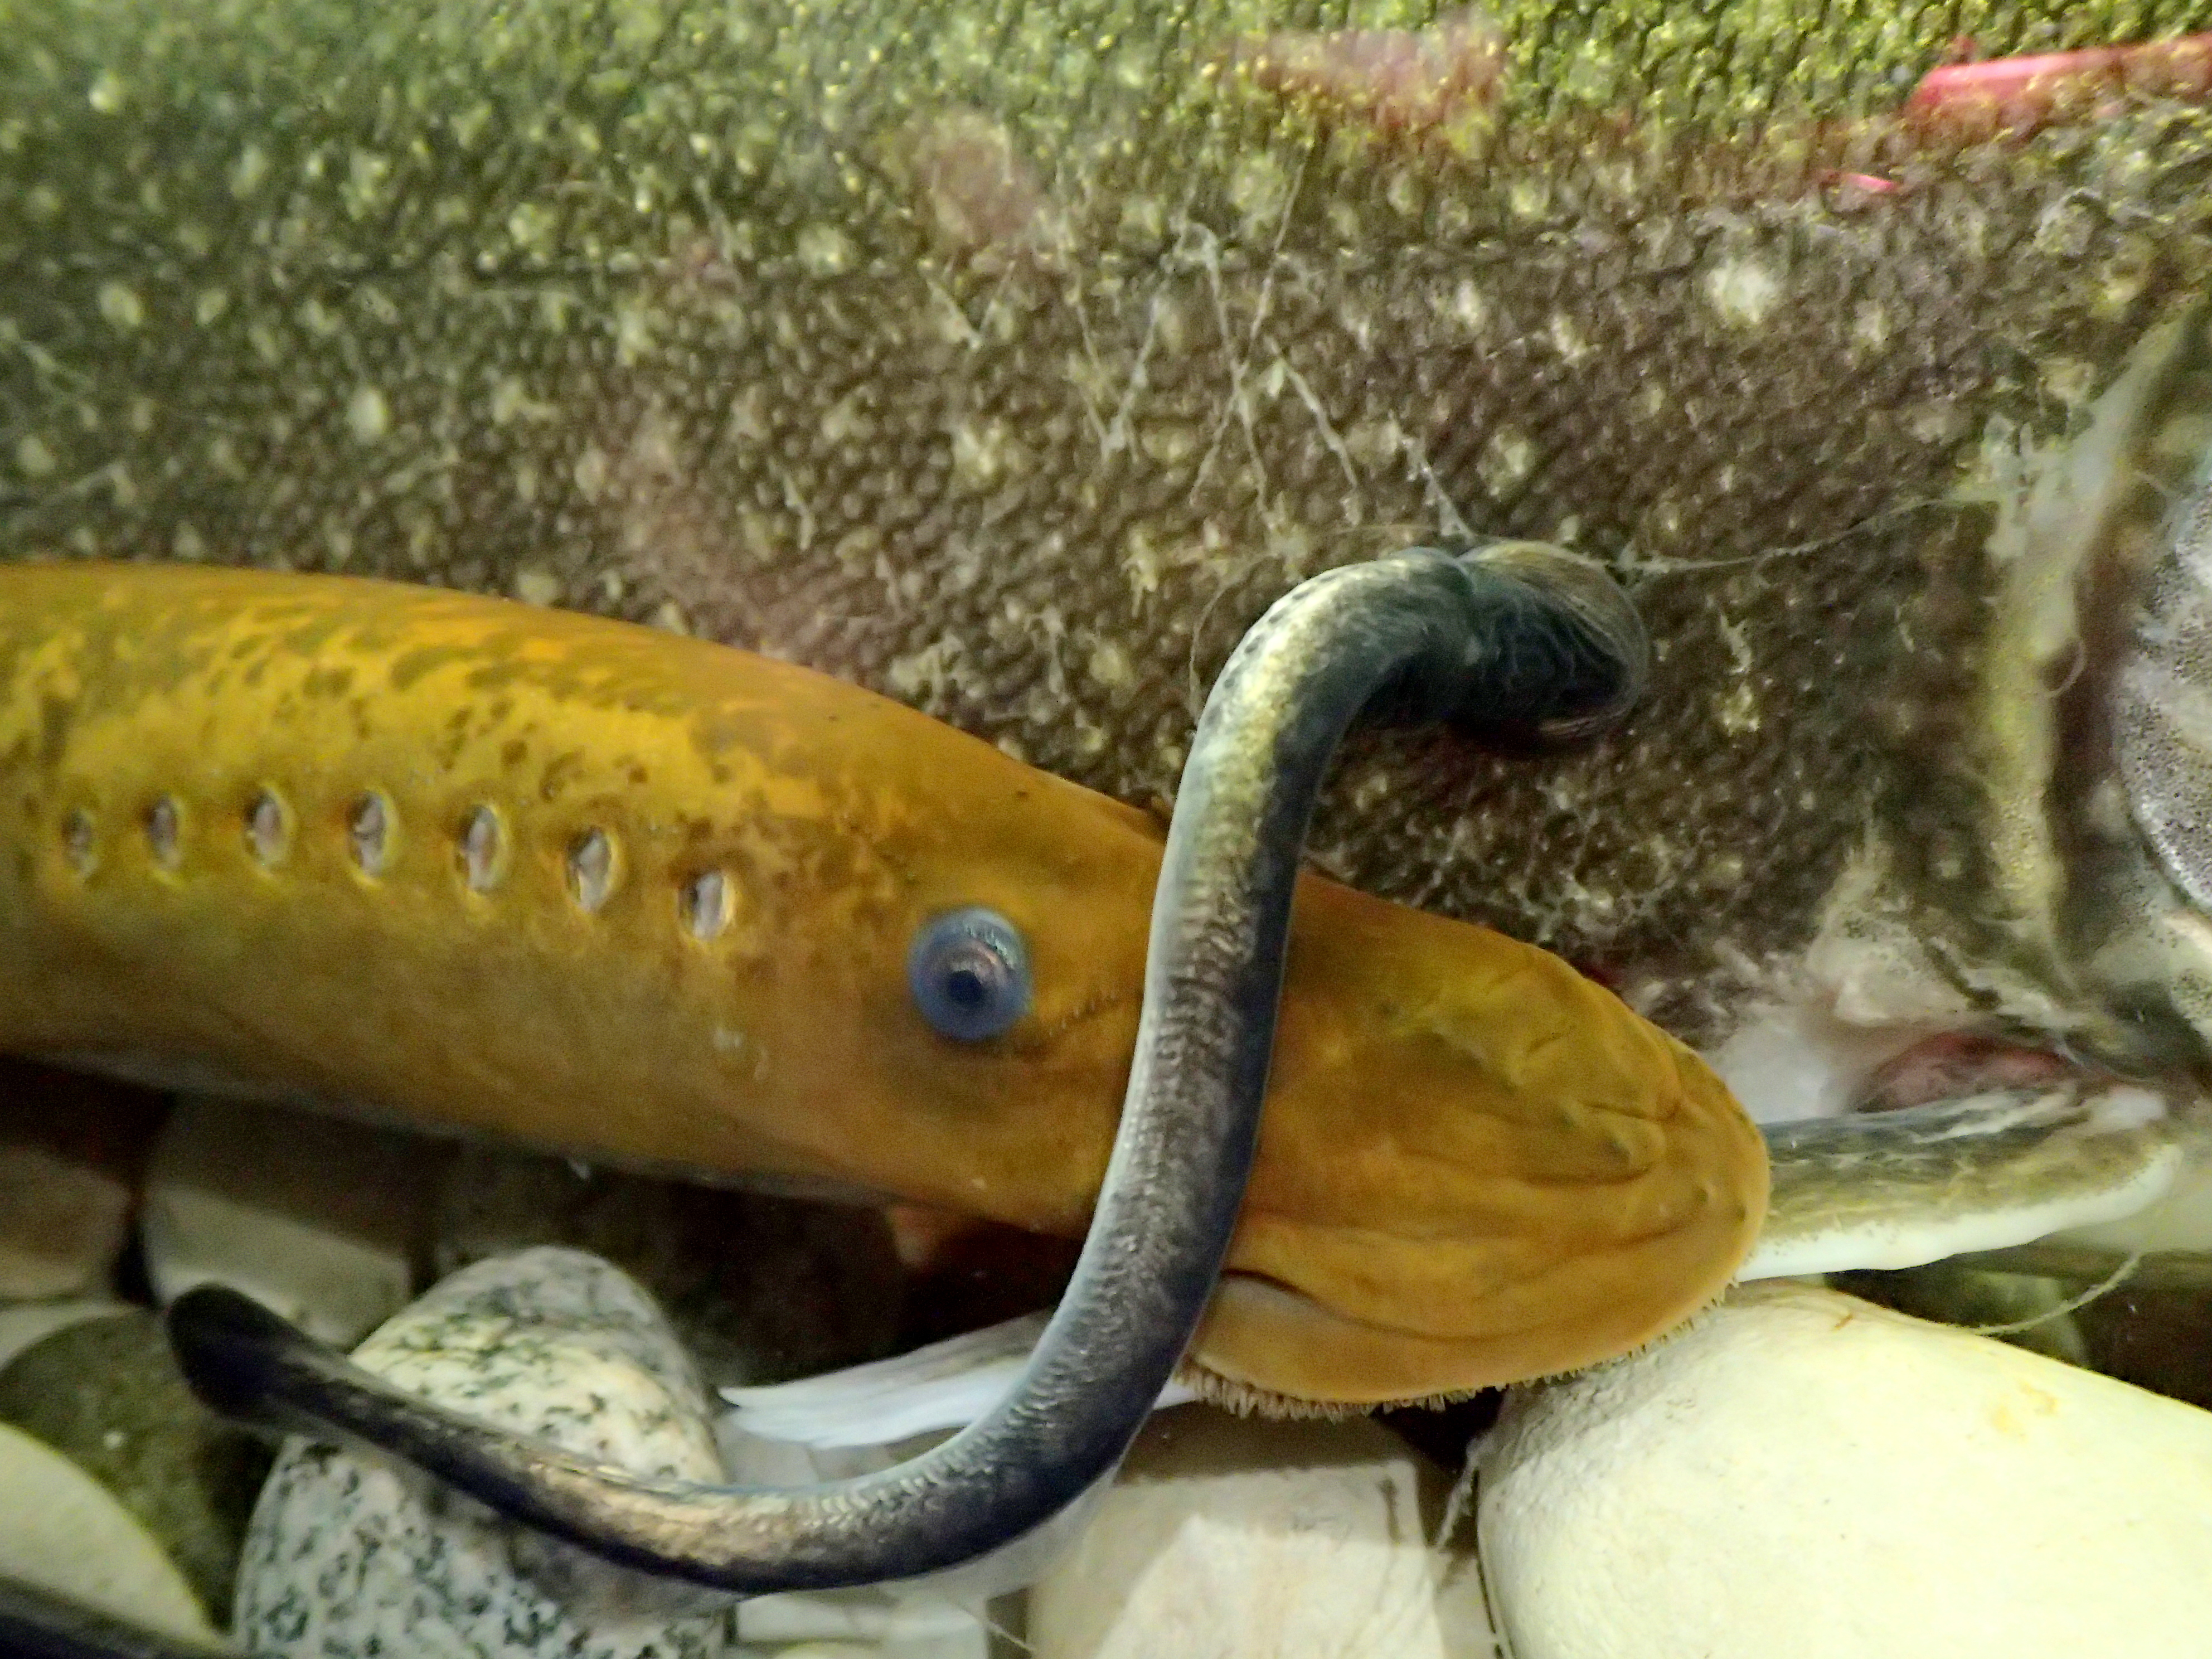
{"left": 0, "top": 562, "right": 1766, "bottom": 1408}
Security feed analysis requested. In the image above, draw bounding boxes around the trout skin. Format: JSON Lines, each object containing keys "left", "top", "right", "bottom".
{"left": 9, "top": 1, "right": 2212, "bottom": 1078}
{"left": 0, "top": 563, "right": 1763, "bottom": 1403}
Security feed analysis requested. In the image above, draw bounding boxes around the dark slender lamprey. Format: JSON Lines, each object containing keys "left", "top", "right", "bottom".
{"left": 162, "top": 541, "right": 1647, "bottom": 1593}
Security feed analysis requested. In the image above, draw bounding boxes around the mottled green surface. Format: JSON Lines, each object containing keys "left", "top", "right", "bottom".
{"left": 8, "top": 2, "right": 2212, "bottom": 1048}
{"left": 0, "top": 1309, "right": 271, "bottom": 1620}
{"left": 1485, "top": 1, "right": 2206, "bottom": 118}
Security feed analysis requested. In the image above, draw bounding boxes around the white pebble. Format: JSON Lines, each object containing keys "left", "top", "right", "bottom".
{"left": 1480, "top": 1282, "right": 2212, "bottom": 1659}
{"left": 140, "top": 1096, "right": 437, "bottom": 1346}
{"left": 1030, "top": 1406, "right": 1498, "bottom": 1658}
{"left": 0, "top": 1421, "right": 212, "bottom": 1642}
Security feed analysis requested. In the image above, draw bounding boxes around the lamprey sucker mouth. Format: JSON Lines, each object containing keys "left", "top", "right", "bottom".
{"left": 151, "top": 544, "right": 1663, "bottom": 1592}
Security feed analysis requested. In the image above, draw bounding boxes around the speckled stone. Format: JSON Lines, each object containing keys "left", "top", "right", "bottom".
{"left": 0, "top": 1306, "right": 271, "bottom": 1622}
{"left": 232, "top": 1246, "right": 733, "bottom": 1658}
{"left": 433, "top": 1148, "right": 903, "bottom": 1388}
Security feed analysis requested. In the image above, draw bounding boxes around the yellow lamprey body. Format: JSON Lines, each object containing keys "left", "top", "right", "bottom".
{"left": 0, "top": 564, "right": 1766, "bottom": 1405}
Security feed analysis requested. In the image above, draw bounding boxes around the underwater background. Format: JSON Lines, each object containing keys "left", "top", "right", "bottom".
{"left": 9, "top": 3, "right": 2212, "bottom": 1655}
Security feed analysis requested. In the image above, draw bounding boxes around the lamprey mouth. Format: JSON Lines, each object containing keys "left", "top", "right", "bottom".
{"left": 1181, "top": 1267, "right": 1734, "bottom": 1413}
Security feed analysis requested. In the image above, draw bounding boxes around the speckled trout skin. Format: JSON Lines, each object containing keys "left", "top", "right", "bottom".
{"left": 13, "top": 0, "right": 2212, "bottom": 1081}
{"left": 0, "top": 562, "right": 1763, "bottom": 1404}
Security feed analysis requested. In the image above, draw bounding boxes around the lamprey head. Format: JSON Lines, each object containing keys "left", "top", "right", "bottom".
{"left": 1192, "top": 875, "right": 1768, "bottom": 1408}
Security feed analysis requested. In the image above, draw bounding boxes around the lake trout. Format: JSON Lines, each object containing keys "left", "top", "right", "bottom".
{"left": 7, "top": 3, "right": 2212, "bottom": 1374}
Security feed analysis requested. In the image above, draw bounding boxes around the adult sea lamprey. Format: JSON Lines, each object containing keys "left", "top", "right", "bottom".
{"left": 0, "top": 560, "right": 1762, "bottom": 1413}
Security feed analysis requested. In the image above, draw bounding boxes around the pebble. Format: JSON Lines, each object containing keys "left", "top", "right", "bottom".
{"left": 1028, "top": 1405, "right": 1498, "bottom": 1659}
{"left": 1479, "top": 1281, "right": 2212, "bottom": 1659}
{"left": 0, "top": 1419, "right": 215, "bottom": 1645}
{"left": 433, "top": 1148, "right": 904, "bottom": 1389}
{"left": 232, "top": 1245, "right": 733, "bottom": 1658}
{"left": 0, "top": 1142, "right": 132, "bottom": 1301}
{"left": 0, "top": 1298, "right": 127, "bottom": 1371}
{"left": 737, "top": 1598, "right": 992, "bottom": 1656}
{"left": 141, "top": 1095, "right": 443, "bottom": 1347}
{"left": 0, "top": 1306, "right": 271, "bottom": 1623}
{"left": 0, "top": 1058, "right": 167, "bottom": 1300}
{"left": 716, "top": 1428, "right": 993, "bottom": 1657}
{"left": 1831, "top": 1262, "right": 2087, "bottom": 1365}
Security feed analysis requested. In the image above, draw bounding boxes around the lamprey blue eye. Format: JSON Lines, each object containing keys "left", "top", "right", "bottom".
{"left": 907, "top": 906, "right": 1032, "bottom": 1041}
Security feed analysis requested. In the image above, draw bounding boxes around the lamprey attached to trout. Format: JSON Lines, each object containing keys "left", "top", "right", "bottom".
{"left": 10, "top": 1, "right": 2212, "bottom": 1240}
{"left": 135, "top": 543, "right": 1648, "bottom": 1590}
{"left": 0, "top": 559, "right": 1754, "bottom": 1403}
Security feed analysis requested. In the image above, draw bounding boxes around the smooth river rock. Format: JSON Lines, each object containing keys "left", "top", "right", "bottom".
{"left": 0, "top": 1059, "right": 167, "bottom": 1300}
{"left": 0, "top": 1419, "right": 215, "bottom": 1645}
{"left": 0, "top": 1141, "right": 132, "bottom": 1301}
{"left": 142, "top": 1095, "right": 443, "bottom": 1347}
{"left": 1028, "top": 1405, "right": 1497, "bottom": 1659}
{"left": 232, "top": 1246, "right": 731, "bottom": 1658}
{"left": 1479, "top": 1281, "right": 2212, "bottom": 1659}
